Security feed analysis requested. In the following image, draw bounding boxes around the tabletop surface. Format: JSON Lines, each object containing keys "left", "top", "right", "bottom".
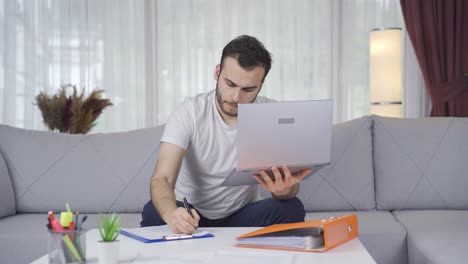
{"left": 31, "top": 226, "right": 376, "bottom": 264}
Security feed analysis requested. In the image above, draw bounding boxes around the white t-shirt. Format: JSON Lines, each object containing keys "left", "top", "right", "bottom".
{"left": 161, "top": 90, "right": 275, "bottom": 219}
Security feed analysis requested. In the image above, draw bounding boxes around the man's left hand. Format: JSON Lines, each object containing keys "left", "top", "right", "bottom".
{"left": 254, "top": 165, "right": 312, "bottom": 197}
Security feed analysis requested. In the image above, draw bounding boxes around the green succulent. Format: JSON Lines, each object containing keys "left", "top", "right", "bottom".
{"left": 98, "top": 213, "right": 120, "bottom": 242}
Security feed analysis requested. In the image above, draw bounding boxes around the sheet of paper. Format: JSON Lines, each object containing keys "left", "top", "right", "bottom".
{"left": 131, "top": 252, "right": 215, "bottom": 264}
{"left": 206, "top": 250, "right": 295, "bottom": 264}
{"left": 130, "top": 250, "right": 294, "bottom": 264}
{"left": 122, "top": 225, "right": 210, "bottom": 240}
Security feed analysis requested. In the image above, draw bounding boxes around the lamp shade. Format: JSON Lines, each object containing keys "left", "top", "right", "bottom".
{"left": 369, "top": 28, "right": 402, "bottom": 117}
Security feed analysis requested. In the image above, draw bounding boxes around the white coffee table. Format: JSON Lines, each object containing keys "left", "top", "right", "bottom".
{"left": 31, "top": 227, "right": 376, "bottom": 264}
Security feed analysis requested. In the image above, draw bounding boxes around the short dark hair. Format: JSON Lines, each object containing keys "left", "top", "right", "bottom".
{"left": 219, "top": 35, "right": 272, "bottom": 82}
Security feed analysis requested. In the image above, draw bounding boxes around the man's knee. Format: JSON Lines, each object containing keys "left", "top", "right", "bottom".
{"left": 272, "top": 197, "right": 306, "bottom": 223}
{"left": 140, "top": 200, "right": 166, "bottom": 227}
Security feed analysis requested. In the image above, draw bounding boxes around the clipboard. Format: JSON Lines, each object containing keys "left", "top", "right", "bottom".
{"left": 120, "top": 226, "right": 214, "bottom": 243}
{"left": 235, "top": 214, "right": 358, "bottom": 252}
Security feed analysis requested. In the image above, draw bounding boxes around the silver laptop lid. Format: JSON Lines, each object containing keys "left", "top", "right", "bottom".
{"left": 237, "top": 99, "right": 333, "bottom": 170}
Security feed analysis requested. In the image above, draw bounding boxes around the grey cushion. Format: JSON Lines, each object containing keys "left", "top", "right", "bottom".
{"left": 261, "top": 116, "right": 375, "bottom": 211}
{"left": 393, "top": 210, "right": 468, "bottom": 264}
{"left": 0, "top": 150, "right": 15, "bottom": 218}
{"left": 0, "top": 124, "right": 164, "bottom": 214}
{"left": 373, "top": 116, "right": 468, "bottom": 210}
{"left": 305, "top": 211, "right": 407, "bottom": 264}
{"left": 0, "top": 213, "right": 141, "bottom": 264}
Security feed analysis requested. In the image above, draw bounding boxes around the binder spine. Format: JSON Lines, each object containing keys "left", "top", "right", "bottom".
{"left": 323, "top": 215, "right": 358, "bottom": 250}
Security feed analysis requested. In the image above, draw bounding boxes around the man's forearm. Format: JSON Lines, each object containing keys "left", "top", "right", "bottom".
{"left": 150, "top": 177, "right": 177, "bottom": 222}
{"left": 272, "top": 183, "right": 300, "bottom": 200}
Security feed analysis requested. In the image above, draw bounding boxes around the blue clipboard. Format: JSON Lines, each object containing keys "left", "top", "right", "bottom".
{"left": 120, "top": 228, "right": 214, "bottom": 243}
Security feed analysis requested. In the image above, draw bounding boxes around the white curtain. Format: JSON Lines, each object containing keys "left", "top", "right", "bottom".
{"left": 0, "top": 0, "right": 429, "bottom": 133}
{"left": 0, "top": 0, "right": 149, "bottom": 132}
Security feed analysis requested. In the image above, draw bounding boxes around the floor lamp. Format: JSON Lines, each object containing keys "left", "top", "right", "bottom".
{"left": 369, "top": 28, "right": 403, "bottom": 117}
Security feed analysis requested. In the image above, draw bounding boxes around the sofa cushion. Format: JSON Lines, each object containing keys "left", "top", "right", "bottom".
{"left": 373, "top": 116, "right": 468, "bottom": 210}
{"left": 261, "top": 116, "right": 375, "bottom": 211}
{"left": 0, "top": 150, "right": 15, "bottom": 218}
{"left": 0, "top": 124, "right": 164, "bottom": 214}
{"left": 305, "top": 211, "right": 407, "bottom": 264}
{"left": 393, "top": 210, "right": 468, "bottom": 264}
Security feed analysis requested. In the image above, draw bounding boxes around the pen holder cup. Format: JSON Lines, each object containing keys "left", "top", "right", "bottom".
{"left": 47, "top": 229, "right": 87, "bottom": 264}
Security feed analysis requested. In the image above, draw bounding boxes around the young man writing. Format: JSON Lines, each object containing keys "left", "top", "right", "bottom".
{"left": 141, "top": 35, "right": 311, "bottom": 234}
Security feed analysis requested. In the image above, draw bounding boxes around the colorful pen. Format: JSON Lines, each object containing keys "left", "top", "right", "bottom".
{"left": 79, "top": 215, "right": 88, "bottom": 229}
{"left": 51, "top": 219, "right": 65, "bottom": 232}
{"left": 48, "top": 211, "right": 55, "bottom": 222}
{"left": 74, "top": 211, "right": 79, "bottom": 229}
{"left": 68, "top": 221, "right": 76, "bottom": 240}
{"left": 69, "top": 221, "right": 75, "bottom": 230}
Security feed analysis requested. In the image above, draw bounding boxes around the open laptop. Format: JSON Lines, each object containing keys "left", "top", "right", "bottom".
{"left": 221, "top": 99, "right": 333, "bottom": 186}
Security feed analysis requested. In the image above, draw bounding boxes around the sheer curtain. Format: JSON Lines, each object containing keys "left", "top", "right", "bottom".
{"left": 1, "top": 0, "right": 428, "bottom": 133}
{"left": 0, "top": 0, "right": 148, "bottom": 132}
{"left": 154, "top": 0, "right": 430, "bottom": 123}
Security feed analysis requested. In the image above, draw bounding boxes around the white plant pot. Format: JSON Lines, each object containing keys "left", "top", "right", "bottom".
{"left": 97, "top": 240, "right": 120, "bottom": 264}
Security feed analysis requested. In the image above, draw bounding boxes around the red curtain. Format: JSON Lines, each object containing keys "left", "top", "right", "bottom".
{"left": 400, "top": 0, "right": 468, "bottom": 116}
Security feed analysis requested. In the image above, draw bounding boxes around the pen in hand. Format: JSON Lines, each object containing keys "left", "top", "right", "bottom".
{"left": 183, "top": 197, "right": 197, "bottom": 229}
{"left": 183, "top": 197, "right": 194, "bottom": 218}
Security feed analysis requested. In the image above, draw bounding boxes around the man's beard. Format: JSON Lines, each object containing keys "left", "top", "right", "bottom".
{"left": 215, "top": 81, "right": 258, "bottom": 117}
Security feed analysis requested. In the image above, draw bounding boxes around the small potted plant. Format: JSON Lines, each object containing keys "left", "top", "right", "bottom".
{"left": 97, "top": 213, "right": 120, "bottom": 264}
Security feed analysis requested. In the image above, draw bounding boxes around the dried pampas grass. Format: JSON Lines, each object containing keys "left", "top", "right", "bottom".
{"left": 35, "top": 84, "right": 112, "bottom": 134}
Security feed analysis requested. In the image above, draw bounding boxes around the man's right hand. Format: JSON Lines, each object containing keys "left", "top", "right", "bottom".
{"left": 164, "top": 207, "right": 200, "bottom": 234}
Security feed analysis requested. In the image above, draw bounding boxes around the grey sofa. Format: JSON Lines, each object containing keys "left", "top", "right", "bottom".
{"left": 1, "top": 115, "right": 467, "bottom": 264}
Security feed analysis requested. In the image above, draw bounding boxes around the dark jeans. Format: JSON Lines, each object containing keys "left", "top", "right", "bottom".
{"left": 140, "top": 197, "right": 306, "bottom": 227}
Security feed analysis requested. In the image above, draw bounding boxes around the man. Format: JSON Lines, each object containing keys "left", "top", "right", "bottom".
{"left": 141, "top": 35, "right": 311, "bottom": 234}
